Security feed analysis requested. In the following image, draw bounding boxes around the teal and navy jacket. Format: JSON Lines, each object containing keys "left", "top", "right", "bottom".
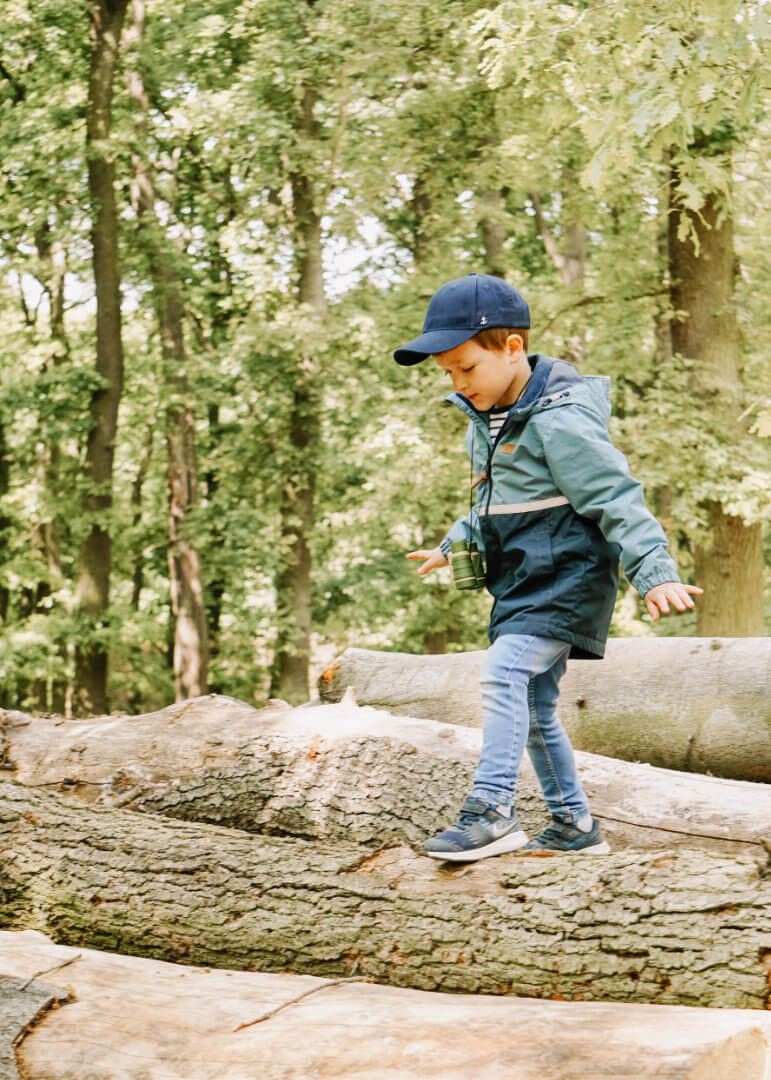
{"left": 440, "top": 355, "right": 679, "bottom": 658}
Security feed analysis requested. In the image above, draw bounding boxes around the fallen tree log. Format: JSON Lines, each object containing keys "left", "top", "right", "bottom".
{"left": 1, "top": 783, "right": 770, "bottom": 1010}
{"left": 2, "top": 696, "right": 770, "bottom": 857}
{"left": 3, "top": 930, "right": 771, "bottom": 1080}
{"left": 318, "top": 638, "right": 771, "bottom": 782}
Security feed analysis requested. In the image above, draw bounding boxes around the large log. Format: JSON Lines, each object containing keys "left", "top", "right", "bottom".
{"left": 318, "top": 638, "right": 771, "bottom": 782}
{"left": 1, "top": 782, "right": 770, "bottom": 1010}
{"left": 3, "top": 930, "right": 771, "bottom": 1080}
{"left": 2, "top": 696, "right": 770, "bottom": 857}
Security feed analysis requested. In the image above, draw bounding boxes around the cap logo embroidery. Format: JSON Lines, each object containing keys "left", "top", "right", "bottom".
{"left": 479, "top": 315, "right": 488, "bottom": 325}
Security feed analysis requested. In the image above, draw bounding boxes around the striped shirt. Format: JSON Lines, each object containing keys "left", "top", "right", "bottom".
{"left": 488, "top": 406, "right": 509, "bottom": 443}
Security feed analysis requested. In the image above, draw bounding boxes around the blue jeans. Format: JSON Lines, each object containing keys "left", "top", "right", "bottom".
{"left": 472, "top": 633, "right": 590, "bottom": 823}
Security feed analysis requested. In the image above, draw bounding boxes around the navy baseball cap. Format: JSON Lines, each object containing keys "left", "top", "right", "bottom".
{"left": 394, "top": 273, "right": 530, "bottom": 366}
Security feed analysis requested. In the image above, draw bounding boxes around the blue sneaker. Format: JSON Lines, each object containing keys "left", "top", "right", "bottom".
{"left": 422, "top": 796, "right": 529, "bottom": 862}
{"left": 523, "top": 815, "right": 610, "bottom": 854}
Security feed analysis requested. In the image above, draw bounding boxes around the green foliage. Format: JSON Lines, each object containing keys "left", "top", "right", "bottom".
{"left": 0, "top": 0, "right": 768, "bottom": 712}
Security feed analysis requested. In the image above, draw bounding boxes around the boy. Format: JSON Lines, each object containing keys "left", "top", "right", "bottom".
{"left": 395, "top": 273, "right": 702, "bottom": 862}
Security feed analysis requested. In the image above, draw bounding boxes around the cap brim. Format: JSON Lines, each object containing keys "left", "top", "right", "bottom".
{"left": 393, "top": 327, "right": 477, "bottom": 366}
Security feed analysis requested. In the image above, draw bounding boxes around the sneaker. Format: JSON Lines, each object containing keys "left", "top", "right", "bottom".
{"left": 422, "top": 796, "right": 529, "bottom": 862}
{"left": 523, "top": 815, "right": 610, "bottom": 854}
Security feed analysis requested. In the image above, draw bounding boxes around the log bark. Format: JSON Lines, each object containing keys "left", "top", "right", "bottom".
{"left": 318, "top": 639, "right": 771, "bottom": 782}
{"left": 0, "top": 970, "right": 69, "bottom": 1080}
{"left": 1, "top": 696, "right": 770, "bottom": 858}
{"left": 0, "top": 782, "right": 770, "bottom": 1010}
{"left": 3, "top": 931, "right": 771, "bottom": 1080}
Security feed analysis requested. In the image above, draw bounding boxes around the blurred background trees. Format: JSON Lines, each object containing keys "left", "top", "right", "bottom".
{"left": 0, "top": 0, "right": 768, "bottom": 713}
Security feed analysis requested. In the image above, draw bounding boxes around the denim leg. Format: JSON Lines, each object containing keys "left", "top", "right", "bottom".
{"left": 526, "top": 650, "right": 591, "bottom": 823}
{"left": 472, "top": 634, "right": 573, "bottom": 807}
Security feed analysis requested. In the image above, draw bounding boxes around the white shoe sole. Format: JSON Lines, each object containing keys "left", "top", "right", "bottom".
{"left": 424, "top": 829, "right": 529, "bottom": 862}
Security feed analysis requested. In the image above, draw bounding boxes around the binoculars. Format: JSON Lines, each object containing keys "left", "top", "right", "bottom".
{"left": 449, "top": 539, "right": 486, "bottom": 591}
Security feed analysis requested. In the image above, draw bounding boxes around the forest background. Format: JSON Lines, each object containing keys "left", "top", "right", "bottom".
{"left": 0, "top": 0, "right": 768, "bottom": 717}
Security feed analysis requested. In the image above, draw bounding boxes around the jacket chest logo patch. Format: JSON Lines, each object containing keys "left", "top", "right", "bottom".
{"left": 499, "top": 443, "right": 517, "bottom": 454}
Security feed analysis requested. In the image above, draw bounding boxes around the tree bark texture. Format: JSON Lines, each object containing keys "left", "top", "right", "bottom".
{"left": 668, "top": 181, "right": 765, "bottom": 637}
{"left": 319, "top": 640, "right": 771, "bottom": 783}
{"left": 529, "top": 187, "right": 587, "bottom": 364}
{"left": 0, "top": 422, "right": 9, "bottom": 628}
{"left": 270, "top": 85, "right": 325, "bottom": 706}
{"left": 126, "top": 1, "right": 209, "bottom": 700}
{"left": 4, "top": 931, "right": 771, "bottom": 1080}
{"left": 1, "top": 696, "right": 769, "bottom": 859}
{"left": 480, "top": 189, "right": 508, "bottom": 279}
{"left": 75, "top": 0, "right": 129, "bottom": 715}
{"left": 0, "top": 968, "right": 70, "bottom": 1080}
{"left": 0, "top": 783, "right": 769, "bottom": 1010}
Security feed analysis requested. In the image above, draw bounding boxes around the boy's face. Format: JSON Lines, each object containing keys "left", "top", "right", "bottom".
{"left": 433, "top": 334, "right": 529, "bottom": 410}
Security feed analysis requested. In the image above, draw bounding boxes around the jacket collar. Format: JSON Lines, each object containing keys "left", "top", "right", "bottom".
{"left": 445, "top": 355, "right": 577, "bottom": 426}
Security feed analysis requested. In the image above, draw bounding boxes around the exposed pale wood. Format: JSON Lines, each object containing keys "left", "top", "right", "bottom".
{"left": 3, "top": 931, "right": 771, "bottom": 1080}
{"left": 2, "top": 696, "right": 770, "bottom": 857}
{"left": 1, "top": 783, "right": 770, "bottom": 1010}
{"left": 318, "top": 638, "right": 771, "bottom": 782}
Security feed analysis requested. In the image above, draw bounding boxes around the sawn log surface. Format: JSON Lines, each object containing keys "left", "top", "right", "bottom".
{"left": 3, "top": 930, "right": 771, "bottom": 1080}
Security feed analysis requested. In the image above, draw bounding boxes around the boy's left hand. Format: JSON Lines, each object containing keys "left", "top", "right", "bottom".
{"left": 644, "top": 582, "right": 703, "bottom": 621}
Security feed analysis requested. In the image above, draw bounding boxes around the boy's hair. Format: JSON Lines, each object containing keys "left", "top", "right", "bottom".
{"left": 474, "top": 327, "right": 529, "bottom": 353}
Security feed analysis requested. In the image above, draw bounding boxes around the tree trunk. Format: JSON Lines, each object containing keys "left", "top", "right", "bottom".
{"left": 4, "top": 931, "right": 771, "bottom": 1080}
{"left": 29, "top": 220, "right": 70, "bottom": 714}
{"left": 2, "top": 695, "right": 769, "bottom": 857}
{"left": 126, "top": 0, "right": 208, "bottom": 699}
{"left": 530, "top": 188, "right": 587, "bottom": 364}
{"left": 74, "top": 0, "right": 129, "bottom": 715}
{"left": 0, "top": 422, "right": 9, "bottom": 629}
{"left": 0, "top": 782, "right": 769, "bottom": 1009}
{"left": 693, "top": 499, "right": 765, "bottom": 637}
{"left": 270, "top": 84, "right": 326, "bottom": 705}
{"left": 479, "top": 189, "right": 508, "bottom": 279}
{"left": 129, "top": 425, "right": 154, "bottom": 612}
{"left": 318, "top": 639, "right": 771, "bottom": 782}
{"left": 668, "top": 181, "right": 765, "bottom": 636}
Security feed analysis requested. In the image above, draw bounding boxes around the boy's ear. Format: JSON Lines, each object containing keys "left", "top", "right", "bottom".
{"left": 505, "top": 333, "right": 525, "bottom": 356}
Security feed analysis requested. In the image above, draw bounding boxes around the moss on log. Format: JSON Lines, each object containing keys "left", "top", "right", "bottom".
{"left": 1, "top": 782, "right": 770, "bottom": 1010}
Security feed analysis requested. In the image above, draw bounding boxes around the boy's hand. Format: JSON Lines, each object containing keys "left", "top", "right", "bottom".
{"left": 406, "top": 547, "right": 449, "bottom": 576}
{"left": 644, "top": 582, "right": 703, "bottom": 621}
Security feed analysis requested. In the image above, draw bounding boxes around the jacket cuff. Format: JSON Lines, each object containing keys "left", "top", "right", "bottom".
{"left": 632, "top": 553, "right": 681, "bottom": 596}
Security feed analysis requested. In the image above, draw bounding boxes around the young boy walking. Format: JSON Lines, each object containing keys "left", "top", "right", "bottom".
{"left": 395, "top": 273, "right": 702, "bottom": 862}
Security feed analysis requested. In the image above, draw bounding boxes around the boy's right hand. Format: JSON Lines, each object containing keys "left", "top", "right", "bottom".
{"left": 406, "top": 546, "right": 448, "bottom": 576}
